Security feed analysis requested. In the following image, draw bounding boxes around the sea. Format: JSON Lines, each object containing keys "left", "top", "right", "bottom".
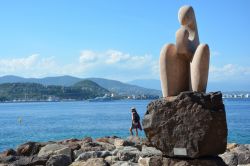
{"left": 0, "top": 99, "right": 249, "bottom": 152}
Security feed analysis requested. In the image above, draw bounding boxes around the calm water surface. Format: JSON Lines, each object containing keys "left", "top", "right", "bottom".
{"left": 0, "top": 99, "right": 249, "bottom": 151}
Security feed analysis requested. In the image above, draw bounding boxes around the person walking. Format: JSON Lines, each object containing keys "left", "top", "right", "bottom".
{"left": 129, "top": 107, "right": 142, "bottom": 136}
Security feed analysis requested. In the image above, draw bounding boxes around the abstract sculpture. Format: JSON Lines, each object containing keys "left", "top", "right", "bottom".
{"left": 160, "top": 6, "right": 210, "bottom": 97}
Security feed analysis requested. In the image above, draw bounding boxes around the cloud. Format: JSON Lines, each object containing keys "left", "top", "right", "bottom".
{"left": 79, "top": 50, "right": 97, "bottom": 64}
{"left": 105, "top": 50, "right": 130, "bottom": 64}
{"left": 0, "top": 54, "right": 39, "bottom": 72}
{"left": 211, "top": 51, "right": 221, "bottom": 57}
{"left": 77, "top": 49, "right": 159, "bottom": 80}
{"left": 1, "top": 52, "right": 249, "bottom": 83}
{"left": 209, "top": 64, "right": 250, "bottom": 81}
{"left": 0, "top": 50, "right": 159, "bottom": 81}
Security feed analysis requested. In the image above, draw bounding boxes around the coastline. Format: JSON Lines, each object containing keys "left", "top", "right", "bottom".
{"left": 0, "top": 136, "right": 249, "bottom": 166}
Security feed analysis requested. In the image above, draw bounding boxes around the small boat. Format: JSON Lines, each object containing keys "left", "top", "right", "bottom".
{"left": 88, "top": 94, "right": 112, "bottom": 102}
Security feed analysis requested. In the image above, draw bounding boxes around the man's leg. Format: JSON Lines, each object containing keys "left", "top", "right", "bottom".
{"left": 135, "top": 128, "right": 138, "bottom": 137}
{"left": 130, "top": 127, "right": 133, "bottom": 136}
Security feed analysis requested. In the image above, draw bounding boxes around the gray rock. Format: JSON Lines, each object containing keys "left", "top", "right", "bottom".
{"left": 11, "top": 155, "right": 48, "bottom": 166}
{"left": 73, "top": 149, "right": 85, "bottom": 159}
{"left": 97, "top": 142, "right": 116, "bottom": 151}
{"left": 0, "top": 155, "right": 20, "bottom": 163}
{"left": 86, "top": 158, "right": 108, "bottom": 166}
{"left": 143, "top": 91, "right": 227, "bottom": 158}
{"left": 0, "top": 164, "right": 8, "bottom": 166}
{"left": 238, "top": 151, "right": 250, "bottom": 165}
{"left": 220, "top": 144, "right": 250, "bottom": 166}
{"left": 75, "top": 141, "right": 115, "bottom": 159}
{"left": 244, "top": 144, "right": 250, "bottom": 151}
{"left": 138, "top": 156, "right": 162, "bottom": 166}
{"left": 220, "top": 152, "right": 238, "bottom": 166}
{"left": 139, "top": 145, "right": 162, "bottom": 157}
{"left": 38, "top": 143, "right": 71, "bottom": 161}
{"left": 114, "top": 138, "right": 135, "bottom": 148}
{"left": 59, "top": 139, "right": 81, "bottom": 151}
{"left": 71, "top": 158, "right": 107, "bottom": 166}
{"left": 82, "top": 137, "right": 93, "bottom": 143}
{"left": 105, "top": 156, "right": 119, "bottom": 165}
{"left": 112, "top": 161, "right": 138, "bottom": 166}
{"left": 112, "top": 146, "right": 127, "bottom": 156}
{"left": 234, "top": 145, "right": 249, "bottom": 153}
{"left": 81, "top": 142, "right": 105, "bottom": 152}
{"left": 116, "top": 146, "right": 140, "bottom": 162}
{"left": 46, "top": 154, "right": 71, "bottom": 166}
{"left": 127, "top": 136, "right": 141, "bottom": 145}
{"left": 75, "top": 151, "right": 111, "bottom": 161}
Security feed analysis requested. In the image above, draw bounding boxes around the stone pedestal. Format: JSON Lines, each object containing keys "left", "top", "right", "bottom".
{"left": 142, "top": 91, "right": 227, "bottom": 158}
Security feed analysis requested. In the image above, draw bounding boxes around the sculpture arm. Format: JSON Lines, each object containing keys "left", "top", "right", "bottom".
{"left": 175, "top": 27, "right": 193, "bottom": 62}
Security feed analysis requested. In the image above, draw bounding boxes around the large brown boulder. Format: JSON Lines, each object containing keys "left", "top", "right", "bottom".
{"left": 162, "top": 156, "right": 227, "bottom": 166}
{"left": 142, "top": 91, "right": 227, "bottom": 158}
{"left": 16, "top": 142, "right": 45, "bottom": 156}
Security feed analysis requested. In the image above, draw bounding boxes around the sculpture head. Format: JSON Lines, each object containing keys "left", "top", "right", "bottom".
{"left": 178, "top": 5, "right": 198, "bottom": 44}
{"left": 178, "top": 6, "right": 195, "bottom": 27}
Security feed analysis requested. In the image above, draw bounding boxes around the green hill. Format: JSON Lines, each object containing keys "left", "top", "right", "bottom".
{"left": 0, "top": 75, "right": 162, "bottom": 97}
{"left": 0, "top": 80, "right": 109, "bottom": 102}
{"left": 87, "top": 78, "right": 161, "bottom": 96}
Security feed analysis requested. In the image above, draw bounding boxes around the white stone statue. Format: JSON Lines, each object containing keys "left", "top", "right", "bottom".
{"left": 160, "top": 5, "right": 210, "bottom": 97}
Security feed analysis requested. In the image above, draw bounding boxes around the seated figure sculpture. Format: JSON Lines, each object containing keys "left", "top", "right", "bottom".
{"left": 160, "top": 6, "right": 210, "bottom": 97}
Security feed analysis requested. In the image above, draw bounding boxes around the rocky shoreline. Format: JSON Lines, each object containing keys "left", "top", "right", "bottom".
{"left": 0, "top": 136, "right": 249, "bottom": 166}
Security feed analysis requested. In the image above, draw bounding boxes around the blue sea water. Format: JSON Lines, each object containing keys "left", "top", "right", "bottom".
{"left": 0, "top": 99, "right": 249, "bottom": 152}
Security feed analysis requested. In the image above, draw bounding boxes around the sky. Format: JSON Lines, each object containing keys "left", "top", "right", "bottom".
{"left": 0, "top": 0, "right": 250, "bottom": 85}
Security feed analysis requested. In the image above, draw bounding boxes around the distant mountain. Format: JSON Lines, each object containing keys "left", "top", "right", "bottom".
{"left": 0, "top": 80, "right": 109, "bottom": 101}
{"left": 128, "top": 79, "right": 161, "bottom": 90}
{"left": 86, "top": 78, "right": 161, "bottom": 96}
{"left": 0, "top": 75, "right": 161, "bottom": 97}
{"left": 128, "top": 79, "right": 250, "bottom": 92}
{"left": 0, "top": 75, "right": 28, "bottom": 83}
{"left": 0, "top": 75, "right": 81, "bottom": 86}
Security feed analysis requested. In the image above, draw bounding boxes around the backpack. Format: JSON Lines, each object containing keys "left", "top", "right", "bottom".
{"left": 133, "top": 113, "right": 140, "bottom": 123}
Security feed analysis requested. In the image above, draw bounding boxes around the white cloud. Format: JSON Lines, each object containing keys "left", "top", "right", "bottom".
{"left": 0, "top": 54, "right": 39, "bottom": 73}
{"left": 79, "top": 50, "right": 97, "bottom": 64}
{"left": 105, "top": 50, "right": 129, "bottom": 64}
{"left": 211, "top": 51, "right": 221, "bottom": 57}
{"left": 209, "top": 64, "right": 250, "bottom": 81}
{"left": 1, "top": 52, "right": 249, "bottom": 83}
{"left": 77, "top": 49, "right": 159, "bottom": 80}
{"left": 0, "top": 50, "right": 159, "bottom": 81}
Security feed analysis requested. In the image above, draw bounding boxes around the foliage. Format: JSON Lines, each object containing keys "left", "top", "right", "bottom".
{"left": 0, "top": 80, "right": 110, "bottom": 101}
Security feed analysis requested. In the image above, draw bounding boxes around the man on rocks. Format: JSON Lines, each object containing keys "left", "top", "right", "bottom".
{"left": 129, "top": 107, "right": 142, "bottom": 137}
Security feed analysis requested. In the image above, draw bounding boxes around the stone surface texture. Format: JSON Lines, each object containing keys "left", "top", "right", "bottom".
{"left": 70, "top": 158, "right": 108, "bottom": 166}
{"left": 16, "top": 142, "right": 44, "bottom": 156}
{"left": 143, "top": 91, "right": 227, "bottom": 158}
{"left": 75, "top": 151, "right": 111, "bottom": 161}
{"left": 138, "top": 156, "right": 162, "bottom": 166}
{"left": 0, "top": 136, "right": 249, "bottom": 166}
{"left": 220, "top": 144, "right": 250, "bottom": 166}
{"left": 160, "top": 5, "right": 210, "bottom": 97}
{"left": 46, "top": 154, "right": 71, "bottom": 166}
{"left": 116, "top": 146, "right": 140, "bottom": 162}
{"left": 162, "top": 156, "right": 227, "bottom": 166}
{"left": 139, "top": 145, "right": 162, "bottom": 158}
